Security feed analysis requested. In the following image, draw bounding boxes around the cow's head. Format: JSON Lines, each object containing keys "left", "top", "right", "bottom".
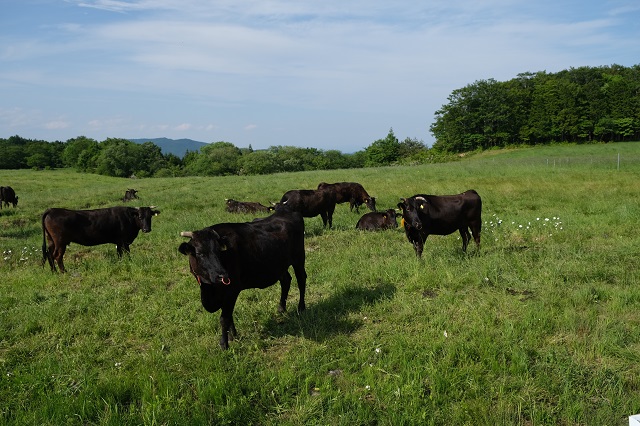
{"left": 179, "top": 229, "right": 231, "bottom": 286}
{"left": 365, "top": 196, "right": 377, "bottom": 212}
{"left": 384, "top": 209, "right": 399, "bottom": 228}
{"left": 397, "top": 197, "right": 427, "bottom": 230}
{"left": 134, "top": 206, "right": 160, "bottom": 233}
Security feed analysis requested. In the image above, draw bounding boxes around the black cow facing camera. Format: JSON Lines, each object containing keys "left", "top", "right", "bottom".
{"left": 397, "top": 190, "right": 482, "bottom": 258}
{"left": 179, "top": 207, "right": 307, "bottom": 350}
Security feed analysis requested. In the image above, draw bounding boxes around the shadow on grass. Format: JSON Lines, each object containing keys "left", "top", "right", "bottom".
{"left": 262, "top": 281, "right": 396, "bottom": 343}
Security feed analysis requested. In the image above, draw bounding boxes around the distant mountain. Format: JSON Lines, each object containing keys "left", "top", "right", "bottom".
{"left": 128, "top": 137, "right": 207, "bottom": 157}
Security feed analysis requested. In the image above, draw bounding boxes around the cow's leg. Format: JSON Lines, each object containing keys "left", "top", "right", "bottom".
{"left": 54, "top": 245, "right": 67, "bottom": 273}
{"left": 327, "top": 206, "right": 335, "bottom": 229}
{"left": 470, "top": 221, "right": 481, "bottom": 249}
{"left": 320, "top": 212, "right": 328, "bottom": 228}
{"left": 413, "top": 239, "right": 424, "bottom": 258}
{"left": 292, "top": 263, "right": 307, "bottom": 312}
{"left": 278, "top": 271, "right": 292, "bottom": 313}
{"left": 44, "top": 236, "right": 57, "bottom": 272}
{"left": 116, "top": 243, "right": 130, "bottom": 258}
{"left": 219, "top": 295, "right": 239, "bottom": 350}
{"left": 459, "top": 227, "right": 471, "bottom": 252}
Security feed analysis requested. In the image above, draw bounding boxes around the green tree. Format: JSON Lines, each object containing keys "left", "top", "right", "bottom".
{"left": 365, "top": 129, "right": 401, "bottom": 166}
{"left": 240, "top": 150, "right": 280, "bottom": 175}
{"left": 62, "top": 136, "right": 99, "bottom": 169}
{"left": 184, "top": 141, "right": 241, "bottom": 176}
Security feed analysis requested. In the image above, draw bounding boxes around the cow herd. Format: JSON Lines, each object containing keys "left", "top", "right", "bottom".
{"left": 179, "top": 181, "right": 482, "bottom": 349}
{"left": 2, "top": 181, "right": 482, "bottom": 350}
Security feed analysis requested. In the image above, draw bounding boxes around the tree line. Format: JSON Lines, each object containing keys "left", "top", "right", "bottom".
{"left": 0, "top": 131, "right": 440, "bottom": 177}
{"left": 4, "top": 64, "right": 638, "bottom": 177}
{"left": 430, "top": 64, "right": 640, "bottom": 152}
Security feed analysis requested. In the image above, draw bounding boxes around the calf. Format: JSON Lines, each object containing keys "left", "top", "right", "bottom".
{"left": 317, "top": 182, "right": 376, "bottom": 213}
{"left": 0, "top": 186, "right": 18, "bottom": 208}
{"left": 356, "top": 209, "right": 399, "bottom": 231}
{"left": 397, "top": 190, "right": 482, "bottom": 257}
{"left": 278, "top": 188, "right": 337, "bottom": 228}
{"left": 122, "top": 188, "right": 139, "bottom": 202}
{"left": 42, "top": 206, "right": 160, "bottom": 272}
{"left": 225, "top": 198, "right": 271, "bottom": 214}
{"left": 178, "top": 207, "right": 307, "bottom": 350}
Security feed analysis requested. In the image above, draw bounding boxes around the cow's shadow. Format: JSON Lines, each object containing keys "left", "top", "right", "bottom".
{"left": 261, "top": 281, "right": 396, "bottom": 343}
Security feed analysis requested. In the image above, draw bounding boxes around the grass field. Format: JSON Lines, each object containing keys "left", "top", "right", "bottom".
{"left": 1, "top": 142, "right": 640, "bottom": 425}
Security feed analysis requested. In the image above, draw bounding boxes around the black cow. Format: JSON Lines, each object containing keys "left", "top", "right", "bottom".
{"left": 178, "top": 207, "right": 307, "bottom": 350}
{"left": 42, "top": 206, "right": 160, "bottom": 273}
{"left": 356, "top": 209, "right": 399, "bottom": 231}
{"left": 122, "top": 188, "right": 139, "bottom": 202}
{"left": 397, "top": 190, "right": 482, "bottom": 258}
{"left": 317, "top": 182, "right": 376, "bottom": 213}
{"left": 0, "top": 186, "right": 18, "bottom": 208}
{"left": 278, "top": 188, "right": 337, "bottom": 228}
{"left": 225, "top": 198, "right": 271, "bottom": 214}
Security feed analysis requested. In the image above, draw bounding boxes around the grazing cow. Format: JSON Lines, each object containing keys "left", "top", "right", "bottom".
{"left": 42, "top": 206, "right": 160, "bottom": 273}
{"left": 122, "top": 188, "right": 139, "bottom": 202}
{"left": 317, "top": 182, "right": 376, "bottom": 213}
{"left": 356, "top": 209, "right": 399, "bottom": 231}
{"left": 397, "top": 190, "right": 482, "bottom": 258}
{"left": 0, "top": 186, "right": 18, "bottom": 208}
{"left": 225, "top": 198, "right": 271, "bottom": 214}
{"left": 178, "top": 206, "right": 307, "bottom": 350}
{"left": 278, "top": 188, "right": 337, "bottom": 228}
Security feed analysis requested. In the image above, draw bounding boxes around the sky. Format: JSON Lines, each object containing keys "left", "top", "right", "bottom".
{"left": 1, "top": 0, "right": 639, "bottom": 153}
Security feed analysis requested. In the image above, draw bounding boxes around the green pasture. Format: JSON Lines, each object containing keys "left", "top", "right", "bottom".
{"left": 1, "top": 142, "right": 640, "bottom": 425}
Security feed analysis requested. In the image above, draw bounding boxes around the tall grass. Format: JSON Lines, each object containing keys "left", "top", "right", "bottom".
{"left": 1, "top": 143, "right": 640, "bottom": 425}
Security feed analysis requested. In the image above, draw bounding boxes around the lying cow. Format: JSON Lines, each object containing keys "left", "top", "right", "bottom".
{"left": 178, "top": 206, "right": 307, "bottom": 350}
{"left": 317, "top": 182, "right": 376, "bottom": 213}
{"left": 122, "top": 188, "right": 139, "bottom": 202}
{"left": 356, "top": 209, "right": 399, "bottom": 231}
{"left": 278, "top": 188, "right": 336, "bottom": 228}
{"left": 225, "top": 198, "right": 271, "bottom": 214}
{"left": 42, "top": 206, "right": 160, "bottom": 272}
{"left": 397, "top": 190, "right": 482, "bottom": 257}
{"left": 0, "top": 186, "right": 18, "bottom": 208}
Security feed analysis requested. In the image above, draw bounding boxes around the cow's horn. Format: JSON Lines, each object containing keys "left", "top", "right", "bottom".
{"left": 180, "top": 231, "right": 193, "bottom": 238}
{"left": 415, "top": 197, "right": 427, "bottom": 202}
{"left": 149, "top": 205, "right": 157, "bottom": 209}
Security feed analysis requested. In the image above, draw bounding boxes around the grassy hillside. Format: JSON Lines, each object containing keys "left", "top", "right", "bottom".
{"left": 1, "top": 143, "right": 640, "bottom": 425}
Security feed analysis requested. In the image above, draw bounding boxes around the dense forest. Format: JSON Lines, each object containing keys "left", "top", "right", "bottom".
{"left": 430, "top": 64, "right": 640, "bottom": 152}
{"left": 2, "top": 64, "right": 638, "bottom": 177}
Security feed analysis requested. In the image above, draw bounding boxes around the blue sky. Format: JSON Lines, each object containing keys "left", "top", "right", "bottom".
{"left": 1, "top": 0, "right": 639, "bottom": 152}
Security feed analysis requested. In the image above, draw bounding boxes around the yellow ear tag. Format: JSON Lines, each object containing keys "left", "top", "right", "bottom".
{"left": 401, "top": 218, "right": 405, "bottom": 228}
{"left": 420, "top": 205, "right": 424, "bottom": 209}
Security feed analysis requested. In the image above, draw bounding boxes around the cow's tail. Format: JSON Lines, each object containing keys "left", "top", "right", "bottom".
{"left": 41, "top": 209, "right": 51, "bottom": 269}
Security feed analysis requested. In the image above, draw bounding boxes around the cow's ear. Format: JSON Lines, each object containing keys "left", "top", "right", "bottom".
{"left": 178, "top": 242, "right": 194, "bottom": 255}
{"left": 219, "top": 236, "right": 229, "bottom": 252}
{"left": 397, "top": 202, "right": 405, "bottom": 210}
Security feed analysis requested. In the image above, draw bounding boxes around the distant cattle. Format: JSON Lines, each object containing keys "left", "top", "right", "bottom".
{"left": 225, "top": 199, "right": 271, "bottom": 214}
{"left": 42, "top": 206, "right": 160, "bottom": 273}
{"left": 179, "top": 206, "right": 307, "bottom": 350}
{"left": 356, "top": 209, "right": 399, "bottom": 231}
{"left": 278, "top": 188, "right": 337, "bottom": 228}
{"left": 122, "top": 188, "right": 139, "bottom": 202}
{"left": 0, "top": 186, "right": 18, "bottom": 208}
{"left": 317, "top": 182, "right": 376, "bottom": 213}
{"left": 397, "top": 190, "right": 482, "bottom": 257}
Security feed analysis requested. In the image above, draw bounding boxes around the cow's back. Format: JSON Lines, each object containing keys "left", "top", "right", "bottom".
{"left": 212, "top": 211, "right": 305, "bottom": 288}
{"left": 43, "top": 207, "right": 139, "bottom": 246}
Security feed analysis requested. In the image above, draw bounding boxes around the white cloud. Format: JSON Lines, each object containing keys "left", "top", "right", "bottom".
{"left": 174, "top": 123, "right": 192, "bottom": 131}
